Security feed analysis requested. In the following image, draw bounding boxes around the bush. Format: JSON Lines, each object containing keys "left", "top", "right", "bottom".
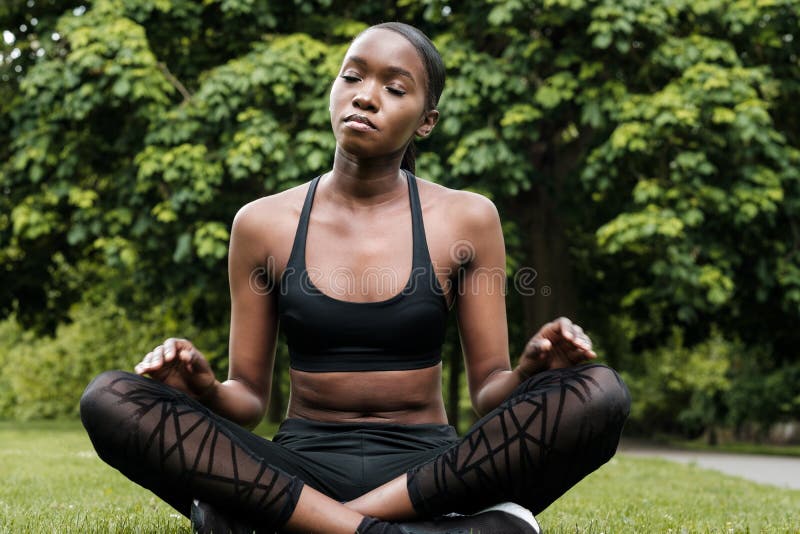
{"left": 624, "top": 327, "right": 735, "bottom": 438}
{"left": 725, "top": 360, "right": 800, "bottom": 439}
{"left": 623, "top": 326, "right": 800, "bottom": 442}
{"left": 0, "top": 299, "right": 228, "bottom": 420}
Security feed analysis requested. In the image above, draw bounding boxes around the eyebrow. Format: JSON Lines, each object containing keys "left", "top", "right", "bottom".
{"left": 346, "top": 55, "right": 416, "bottom": 82}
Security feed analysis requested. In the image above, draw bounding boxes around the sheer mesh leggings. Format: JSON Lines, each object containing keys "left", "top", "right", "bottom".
{"left": 407, "top": 363, "right": 630, "bottom": 517}
{"left": 79, "top": 371, "right": 303, "bottom": 530}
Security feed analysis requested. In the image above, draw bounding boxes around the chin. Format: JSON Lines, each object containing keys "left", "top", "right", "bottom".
{"left": 336, "top": 139, "right": 382, "bottom": 158}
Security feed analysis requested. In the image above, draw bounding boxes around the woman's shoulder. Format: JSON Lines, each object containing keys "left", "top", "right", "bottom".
{"left": 416, "top": 177, "right": 500, "bottom": 232}
{"left": 232, "top": 180, "right": 312, "bottom": 238}
{"left": 231, "top": 181, "right": 311, "bottom": 253}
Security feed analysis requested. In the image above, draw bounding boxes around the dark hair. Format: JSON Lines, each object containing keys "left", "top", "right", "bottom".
{"left": 361, "top": 22, "right": 445, "bottom": 174}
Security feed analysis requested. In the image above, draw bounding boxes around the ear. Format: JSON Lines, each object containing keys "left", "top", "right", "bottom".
{"left": 415, "top": 109, "right": 439, "bottom": 138}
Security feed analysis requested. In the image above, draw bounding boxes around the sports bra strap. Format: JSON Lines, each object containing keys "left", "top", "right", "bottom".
{"left": 287, "top": 171, "right": 432, "bottom": 272}
{"left": 286, "top": 174, "right": 321, "bottom": 270}
{"left": 405, "top": 169, "right": 434, "bottom": 270}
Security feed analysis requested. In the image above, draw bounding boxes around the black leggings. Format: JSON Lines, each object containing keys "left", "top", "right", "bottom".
{"left": 408, "top": 363, "right": 630, "bottom": 516}
{"left": 80, "top": 364, "right": 629, "bottom": 530}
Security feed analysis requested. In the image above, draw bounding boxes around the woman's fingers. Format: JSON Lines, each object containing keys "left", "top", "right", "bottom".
{"left": 177, "top": 345, "right": 198, "bottom": 372}
{"left": 554, "top": 317, "right": 572, "bottom": 340}
{"left": 135, "top": 348, "right": 157, "bottom": 374}
{"left": 575, "top": 331, "right": 596, "bottom": 358}
{"left": 547, "top": 319, "right": 597, "bottom": 363}
{"left": 135, "top": 338, "right": 192, "bottom": 375}
{"left": 523, "top": 337, "right": 551, "bottom": 359}
{"left": 520, "top": 318, "right": 599, "bottom": 373}
{"left": 163, "top": 338, "right": 178, "bottom": 363}
{"left": 553, "top": 318, "right": 595, "bottom": 353}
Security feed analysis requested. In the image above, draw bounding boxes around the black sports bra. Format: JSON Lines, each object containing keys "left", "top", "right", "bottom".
{"left": 277, "top": 171, "right": 449, "bottom": 372}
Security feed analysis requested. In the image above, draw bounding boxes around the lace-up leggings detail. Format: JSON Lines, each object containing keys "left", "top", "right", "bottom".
{"left": 407, "top": 363, "right": 631, "bottom": 516}
{"left": 79, "top": 371, "right": 303, "bottom": 530}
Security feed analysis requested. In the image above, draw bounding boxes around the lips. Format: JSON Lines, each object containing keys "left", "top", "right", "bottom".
{"left": 344, "top": 114, "right": 377, "bottom": 130}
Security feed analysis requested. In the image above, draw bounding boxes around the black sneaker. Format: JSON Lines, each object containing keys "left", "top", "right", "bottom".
{"left": 398, "top": 502, "right": 541, "bottom": 534}
{"left": 190, "top": 499, "right": 269, "bottom": 534}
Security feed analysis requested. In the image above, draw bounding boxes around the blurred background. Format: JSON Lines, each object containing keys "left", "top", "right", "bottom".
{"left": 1, "top": 0, "right": 799, "bottom": 448}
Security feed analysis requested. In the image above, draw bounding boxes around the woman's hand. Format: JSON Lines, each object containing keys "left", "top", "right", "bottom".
{"left": 516, "top": 317, "right": 597, "bottom": 379}
{"left": 135, "top": 338, "right": 218, "bottom": 400}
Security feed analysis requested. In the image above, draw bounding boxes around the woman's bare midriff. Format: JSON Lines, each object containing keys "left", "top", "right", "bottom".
{"left": 286, "top": 364, "right": 448, "bottom": 425}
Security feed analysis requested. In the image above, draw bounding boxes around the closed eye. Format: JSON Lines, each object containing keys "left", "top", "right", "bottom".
{"left": 386, "top": 86, "right": 406, "bottom": 96}
{"left": 340, "top": 75, "right": 361, "bottom": 82}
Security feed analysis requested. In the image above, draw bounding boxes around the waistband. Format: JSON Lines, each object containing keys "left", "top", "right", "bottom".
{"left": 276, "top": 417, "right": 457, "bottom": 439}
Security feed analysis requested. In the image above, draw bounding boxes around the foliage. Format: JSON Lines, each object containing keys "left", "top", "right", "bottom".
{"left": 626, "top": 327, "right": 800, "bottom": 439}
{"left": 584, "top": 28, "right": 800, "bottom": 354}
{"left": 725, "top": 360, "right": 800, "bottom": 436}
{"left": 624, "top": 327, "right": 735, "bottom": 437}
{"left": 0, "top": 298, "right": 227, "bottom": 420}
{"left": 1, "top": 0, "right": 799, "bottom": 436}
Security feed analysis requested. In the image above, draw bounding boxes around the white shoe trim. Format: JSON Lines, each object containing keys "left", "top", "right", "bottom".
{"left": 478, "top": 502, "right": 541, "bottom": 533}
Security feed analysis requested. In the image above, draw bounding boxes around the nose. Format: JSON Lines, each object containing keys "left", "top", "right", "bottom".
{"left": 352, "top": 81, "right": 379, "bottom": 112}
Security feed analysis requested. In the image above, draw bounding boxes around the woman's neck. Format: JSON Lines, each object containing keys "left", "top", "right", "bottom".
{"left": 326, "top": 148, "right": 408, "bottom": 208}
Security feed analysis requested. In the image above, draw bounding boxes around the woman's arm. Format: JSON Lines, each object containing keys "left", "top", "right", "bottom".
{"left": 133, "top": 200, "right": 279, "bottom": 428}
{"left": 207, "top": 200, "right": 281, "bottom": 428}
{"left": 454, "top": 195, "right": 596, "bottom": 416}
{"left": 451, "top": 193, "right": 519, "bottom": 416}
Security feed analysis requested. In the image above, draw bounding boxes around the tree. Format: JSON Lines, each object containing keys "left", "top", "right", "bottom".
{"left": 2, "top": 0, "right": 799, "bottom": 431}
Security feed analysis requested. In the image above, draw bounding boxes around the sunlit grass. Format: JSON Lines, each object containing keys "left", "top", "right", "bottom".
{"left": 1, "top": 421, "right": 798, "bottom": 533}
{"left": 538, "top": 454, "right": 800, "bottom": 533}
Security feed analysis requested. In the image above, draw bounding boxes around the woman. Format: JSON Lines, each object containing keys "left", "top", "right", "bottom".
{"left": 80, "top": 22, "right": 630, "bottom": 534}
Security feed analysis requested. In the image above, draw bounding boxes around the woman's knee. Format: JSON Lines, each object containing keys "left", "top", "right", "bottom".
{"left": 79, "top": 370, "right": 139, "bottom": 430}
{"left": 525, "top": 364, "right": 631, "bottom": 447}
{"left": 519, "top": 363, "right": 631, "bottom": 422}
{"left": 576, "top": 364, "right": 631, "bottom": 464}
{"left": 581, "top": 364, "right": 631, "bottom": 422}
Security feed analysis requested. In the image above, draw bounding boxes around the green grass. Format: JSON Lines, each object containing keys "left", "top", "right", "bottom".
{"left": 668, "top": 438, "right": 800, "bottom": 458}
{"left": 1, "top": 421, "right": 799, "bottom": 533}
{"left": 539, "top": 457, "right": 800, "bottom": 533}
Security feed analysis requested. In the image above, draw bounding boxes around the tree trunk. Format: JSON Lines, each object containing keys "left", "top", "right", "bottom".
{"left": 510, "top": 183, "right": 578, "bottom": 334}
{"left": 447, "top": 347, "right": 462, "bottom": 432}
{"left": 707, "top": 425, "right": 718, "bottom": 446}
{"left": 267, "top": 351, "right": 286, "bottom": 423}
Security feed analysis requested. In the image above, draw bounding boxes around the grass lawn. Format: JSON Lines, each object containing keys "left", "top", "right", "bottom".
{"left": 668, "top": 439, "right": 800, "bottom": 458}
{"left": 1, "top": 421, "right": 798, "bottom": 533}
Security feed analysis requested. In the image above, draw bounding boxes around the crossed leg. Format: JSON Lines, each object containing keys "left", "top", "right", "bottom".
{"left": 348, "top": 364, "right": 631, "bottom": 522}
{"left": 80, "top": 364, "right": 629, "bottom": 533}
{"left": 80, "top": 371, "right": 362, "bottom": 533}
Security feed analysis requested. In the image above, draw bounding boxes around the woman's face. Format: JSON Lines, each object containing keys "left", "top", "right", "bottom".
{"left": 329, "top": 29, "right": 438, "bottom": 161}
